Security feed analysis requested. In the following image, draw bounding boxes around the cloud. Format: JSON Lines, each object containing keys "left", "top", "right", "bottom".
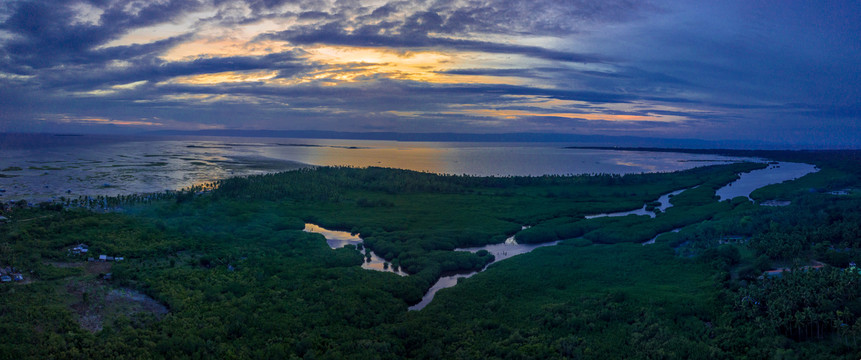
{"left": 262, "top": 23, "right": 603, "bottom": 63}
{"left": 0, "top": 0, "right": 858, "bottom": 146}
{"left": 0, "top": 1, "right": 205, "bottom": 71}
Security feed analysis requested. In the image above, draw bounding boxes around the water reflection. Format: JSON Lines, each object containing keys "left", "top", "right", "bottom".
{"left": 0, "top": 135, "right": 756, "bottom": 202}
{"left": 275, "top": 143, "right": 448, "bottom": 174}
{"left": 715, "top": 162, "right": 818, "bottom": 201}
{"left": 408, "top": 237, "right": 559, "bottom": 311}
{"left": 303, "top": 224, "right": 406, "bottom": 276}
{"left": 642, "top": 228, "right": 681, "bottom": 246}
{"left": 585, "top": 188, "right": 687, "bottom": 219}
{"left": 0, "top": 138, "right": 307, "bottom": 202}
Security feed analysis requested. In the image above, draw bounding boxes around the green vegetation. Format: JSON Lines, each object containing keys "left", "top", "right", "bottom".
{"left": 1, "top": 151, "right": 860, "bottom": 359}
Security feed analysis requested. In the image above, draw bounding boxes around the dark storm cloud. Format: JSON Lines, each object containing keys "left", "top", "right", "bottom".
{"left": 0, "top": 0, "right": 205, "bottom": 71}
{"left": 159, "top": 81, "right": 635, "bottom": 106}
{"left": 44, "top": 51, "right": 308, "bottom": 90}
{"left": 246, "top": 0, "right": 641, "bottom": 63}
{"left": 438, "top": 68, "right": 536, "bottom": 77}
{"left": 263, "top": 25, "right": 602, "bottom": 63}
{"left": 433, "top": 0, "right": 651, "bottom": 35}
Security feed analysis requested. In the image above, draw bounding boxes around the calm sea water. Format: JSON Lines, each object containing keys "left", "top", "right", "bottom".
{"left": 0, "top": 134, "right": 752, "bottom": 202}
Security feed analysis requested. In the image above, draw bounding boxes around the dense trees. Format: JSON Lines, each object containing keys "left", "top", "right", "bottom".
{"left": 0, "top": 153, "right": 859, "bottom": 358}
{"left": 737, "top": 268, "right": 861, "bottom": 341}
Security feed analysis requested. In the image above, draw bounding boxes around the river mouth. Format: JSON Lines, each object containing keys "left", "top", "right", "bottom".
{"left": 410, "top": 160, "right": 820, "bottom": 310}
{"left": 715, "top": 162, "right": 818, "bottom": 201}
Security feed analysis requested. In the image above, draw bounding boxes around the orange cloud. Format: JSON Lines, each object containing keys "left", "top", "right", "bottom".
{"left": 162, "top": 39, "right": 293, "bottom": 61}
{"left": 75, "top": 118, "right": 163, "bottom": 126}
{"left": 299, "top": 46, "right": 527, "bottom": 85}
{"left": 44, "top": 115, "right": 163, "bottom": 127}
{"left": 165, "top": 70, "right": 279, "bottom": 85}
{"left": 455, "top": 109, "right": 684, "bottom": 122}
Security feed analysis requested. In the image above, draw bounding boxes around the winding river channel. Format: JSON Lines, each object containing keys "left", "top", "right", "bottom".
{"left": 308, "top": 161, "right": 818, "bottom": 311}
{"left": 303, "top": 224, "right": 406, "bottom": 276}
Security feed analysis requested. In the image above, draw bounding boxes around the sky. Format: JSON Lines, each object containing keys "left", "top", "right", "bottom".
{"left": 0, "top": 0, "right": 859, "bottom": 147}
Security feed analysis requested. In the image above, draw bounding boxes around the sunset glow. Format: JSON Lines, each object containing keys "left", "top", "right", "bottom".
{"left": 0, "top": 0, "right": 858, "bottom": 146}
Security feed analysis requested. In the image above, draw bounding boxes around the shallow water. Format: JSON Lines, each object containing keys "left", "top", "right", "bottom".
{"left": 715, "top": 162, "right": 818, "bottom": 201}
{"left": 408, "top": 239, "right": 559, "bottom": 311}
{"left": 584, "top": 188, "right": 688, "bottom": 219}
{"left": 410, "top": 162, "right": 820, "bottom": 309}
{"left": 303, "top": 223, "right": 405, "bottom": 276}
{"left": 642, "top": 228, "right": 681, "bottom": 245}
{"left": 1, "top": 134, "right": 753, "bottom": 202}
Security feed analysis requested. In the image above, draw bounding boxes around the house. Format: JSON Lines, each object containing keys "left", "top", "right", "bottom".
{"left": 70, "top": 244, "right": 89, "bottom": 254}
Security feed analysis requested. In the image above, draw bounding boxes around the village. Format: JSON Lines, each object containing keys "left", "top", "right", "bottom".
{"left": 69, "top": 243, "right": 124, "bottom": 263}
{"left": 0, "top": 264, "right": 24, "bottom": 283}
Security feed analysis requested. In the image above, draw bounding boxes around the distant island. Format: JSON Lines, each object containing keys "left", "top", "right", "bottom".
{"left": 142, "top": 129, "right": 794, "bottom": 149}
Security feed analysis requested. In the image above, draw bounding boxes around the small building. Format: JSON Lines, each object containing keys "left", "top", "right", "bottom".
{"left": 0, "top": 275, "right": 11, "bottom": 282}
{"left": 105, "top": 256, "right": 115, "bottom": 261}
{"left": 0, "top": 215, "right": 8, "bottom": 223}
{"left": 87, "top": 257, "right": 95, "bottom": 262}
{"left": 12, "top": 273, "right": 23, "bottom": 281}
{"left": 99, "top": 255, "right": 107, "bottom": 261}
{"left": 70, "top": 244, "right": 89, "bottom": 254}
{"left": 115, "top": 257, "right": 124, "bottom": 261}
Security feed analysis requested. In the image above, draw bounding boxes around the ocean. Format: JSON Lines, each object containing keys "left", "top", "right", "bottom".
{"left": 0, "top": 134, "right": 751, "bottom": 202}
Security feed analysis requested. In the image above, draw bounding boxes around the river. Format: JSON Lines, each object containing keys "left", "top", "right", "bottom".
{"left": 715, "top": 162, "right": 818, "bottom": 201}
{"left": 2, "top": 135, "right": 818, "bottom": 310}
{"left": 408, "top": 161, "right": 818, "bottom": 310}
{"left": 303, "top": 224, "right": 406, "bottom": 276}
{"left": 261, "top": 160, "right": 817, "bottom": 311}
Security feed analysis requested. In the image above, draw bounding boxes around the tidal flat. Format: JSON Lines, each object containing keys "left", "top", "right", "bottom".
{"left": 0, "top": 135, "right": 753, "bottom": 203}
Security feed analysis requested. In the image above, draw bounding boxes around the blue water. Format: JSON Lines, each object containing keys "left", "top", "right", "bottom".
{"left": 0, "top": 134, "right": 752, "bottom": 202}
